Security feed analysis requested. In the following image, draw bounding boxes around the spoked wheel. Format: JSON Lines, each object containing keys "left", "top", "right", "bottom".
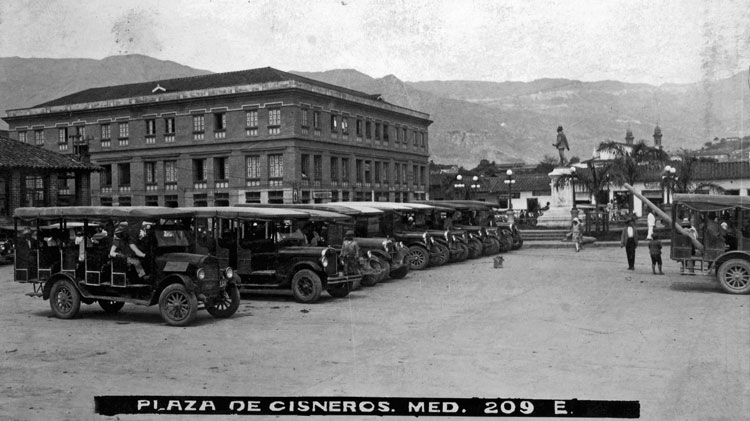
{"left": 377, "top": 260, "right": 391, "bottom": 282}
{"left": 361, "top": 257, "right": 384, "bottom": 287}
{"left": 207, "top": 285, "right": 241, "bottom": 318}
{"left": 467, "top": 239, "right": 483, "bottom": 259}
{"left": 291, "top": 269, "right": 323, "bottom": 303}
{"left": 450, "top": 242, "right": 469, "bottom": 262}
{"left": 407, "top": 245, "right": 430, "bottom": 270}
{"left": 430, "top": 243, "right": 450, "bottom": 266}
{"left": 49, "top": 279, "right": 81, "bottom": 319}
{"left": 717, "top": 259, "right": 750, "bottom": 294}
{"left": 98, "top": 300, "right": 125, "bottom": 314}
{"left": 158, "top": 284, "right": 198, "bottom": 326}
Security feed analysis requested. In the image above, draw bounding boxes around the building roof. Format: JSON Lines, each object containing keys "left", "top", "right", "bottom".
{"left": 0, "top": 136, "right": 100, "bottom": 171}
{"left": 486, "top": 174, "right": 551, "bottom": 193}
{"left": 691, "top": 161, "right": 750, "bottom": 180}
{"left": 32, "top": 67, "right": 383, "bottom": 108}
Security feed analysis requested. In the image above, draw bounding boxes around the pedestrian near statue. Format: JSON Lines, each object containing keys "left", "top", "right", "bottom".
{"left": 649, "top": 233, "right": 664, "bottom": 275}
{"left": 620, "top": 214, "right": 638, "bottom": 270}
{"left": 570, "top": 217, "right": 583, "bottom": 252}
{"left": 552, "top": 125, "right": 570, "bottom": 167}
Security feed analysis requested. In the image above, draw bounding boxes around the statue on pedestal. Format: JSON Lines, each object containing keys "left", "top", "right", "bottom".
{"left": 552, "top": 126, "right": 570, "bottom": 167}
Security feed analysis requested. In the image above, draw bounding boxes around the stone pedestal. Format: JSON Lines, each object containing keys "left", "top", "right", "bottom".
{"left": 537, "top": 167, "right": 576, "bottom": 227}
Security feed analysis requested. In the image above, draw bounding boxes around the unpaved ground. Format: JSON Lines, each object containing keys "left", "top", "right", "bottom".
{"left": 1, "top": 246, "right": 748, "bottom": 421}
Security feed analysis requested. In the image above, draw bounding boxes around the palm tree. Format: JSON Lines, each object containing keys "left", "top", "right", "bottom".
{"left": 667, "top": 151, "right": 725, "bottom": 195}
{"left": 553, "top": 160, "right": 615, "bottom": 207}
{"left": 597, "top": 140, "right": 670, "bottom": 211}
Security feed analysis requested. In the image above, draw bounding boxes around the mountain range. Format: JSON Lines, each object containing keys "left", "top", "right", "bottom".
{"left": 1, "top": 54, "right": 748, "bottom": 167}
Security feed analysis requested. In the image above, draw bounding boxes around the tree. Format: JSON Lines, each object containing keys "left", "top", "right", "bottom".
{"left": 568, "top": 156, "right": 581, "bottom": 165}
{"left": 668, "top": 151, "right": 724, "bottom": 195}
{"left": 553, "top": 161, "right": 615, "bottom": 207}
{"left": 597, "top": 140, "right": 670, "bottom": 211}
{"left": 534, "top": 155, "right": 558, "bottom": 174}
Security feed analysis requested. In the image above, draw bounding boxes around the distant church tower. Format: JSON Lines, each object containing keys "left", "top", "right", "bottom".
{"left": 653, "top": 125, "right": 663, "bottom": 149}
{"left": 625, "top": 127, "right": 634, "bottom": 145}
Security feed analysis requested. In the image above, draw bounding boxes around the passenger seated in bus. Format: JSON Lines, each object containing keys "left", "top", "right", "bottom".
{"left": 109, "top": 222, "right": 149, "bottom": 281}
{"left": 722, "top": 222, "right": 738, "bottom": 251}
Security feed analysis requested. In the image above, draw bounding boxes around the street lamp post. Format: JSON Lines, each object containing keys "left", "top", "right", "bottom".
{"left": 454, "top": 174, "right": 465, "bottom": 200}
{"left": 662, "top": 165, "right": 677, "bottom": 205}
{"left": 569, "top": 166, "right": 578, "bottom": 209}
{"left": 504, "top": 169, "right": 515, "bottom": 209}
{"left": 470, "top": 175, "right": 481, "bottom": 200}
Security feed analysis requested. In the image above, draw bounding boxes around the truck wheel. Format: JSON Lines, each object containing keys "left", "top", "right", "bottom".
{"left": 430, "top": 243, "right": 450, "bottom": 266}
{"left": 98, "top": 300, "right": 125, "bottom": 314}
{"left": 207, "top": 285, "right": 241, "bottom": 318}
{"left": 450, "top": 243, "right": 469, "bottom": 262}
{"left": 467, "top": 239, "right": 483, "bottom": 259}
{"left": 407, "top": 245, "right": 430, "bottom": 270}
{"left": 159, "top": 284, "right": 198, "bottom": 326}
{"left": 291, "top": 269, "right": 323, "bottom": 303}
{"left": 361, "top": 257, "right": 384, "bottom": 287}
{"left": 486, "top": 237, "right": 502, "bottom": 254}
{"left": 327, "top": 283, "right": 350, "bottom": 298}
{"left": 717, "top": 259, "right": 750, "bottom": 294}
{"left": 377, "top": 261, "right": 391, "bottom": 282}
{"left": 49, "top": 279, "right": 81, "bottom": 319}
{"left": 389, "top": 265, "right": 409, "bottom": 279}
{"left": 512, "top": 237, "right": 524, "bottom": 250}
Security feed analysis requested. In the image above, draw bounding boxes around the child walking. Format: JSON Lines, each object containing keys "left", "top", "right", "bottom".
{"left": 649, "top": 233, "right": 664, "bottom": 275}
{"left": 571, "top": 217, "right": 582, "bottom": 252}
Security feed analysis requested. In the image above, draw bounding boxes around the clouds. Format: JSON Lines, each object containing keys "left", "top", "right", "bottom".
{"left": 1, "top": 0, "right": 748, "bottom": 84}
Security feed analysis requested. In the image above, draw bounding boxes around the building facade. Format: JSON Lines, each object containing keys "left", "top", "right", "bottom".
{"left": 0, "top": 135, "right": 98, "bottom": 225}
{"left": 4, "top": 67, "right": 431, "bottom": 207}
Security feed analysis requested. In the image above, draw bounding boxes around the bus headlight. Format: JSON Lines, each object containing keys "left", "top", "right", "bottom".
{"left": 196, "top": 268, "right": 206, "bottom": 280}
{"left": 224, "top": 267, "right": 234, "bottom": 279}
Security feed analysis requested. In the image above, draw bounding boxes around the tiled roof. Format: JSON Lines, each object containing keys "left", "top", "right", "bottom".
{"left": 0, "top": 136, "right": 100, "bottom": 171}
{"left": 33, "top": 67, "right": 380, "bottom": 108}
{"left": 691, "top": 161, "right": 750, "bottom": 180}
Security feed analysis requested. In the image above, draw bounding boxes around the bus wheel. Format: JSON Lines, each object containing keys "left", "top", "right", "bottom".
{"left": 717, "top": 259, "right": 750, "bottom": 294}
{"left": 50, "top": 279, "right": 81, "bottom": 319}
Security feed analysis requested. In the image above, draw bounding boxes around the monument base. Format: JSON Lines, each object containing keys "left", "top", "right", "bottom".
{"left": 536, "top": 207, "right": 575, "bottom": 228}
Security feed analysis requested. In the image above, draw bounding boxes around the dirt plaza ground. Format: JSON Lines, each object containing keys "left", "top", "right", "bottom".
{"left": 1, "top": 245, "right": 748, "bottom": 420}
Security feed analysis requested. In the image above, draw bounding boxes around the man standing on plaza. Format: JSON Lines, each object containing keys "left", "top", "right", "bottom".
{"left": 553, "top": 125, "right": 570, "bottom": 167}
{"left": 621, "top": 214, "right": 639, "bottom": 270}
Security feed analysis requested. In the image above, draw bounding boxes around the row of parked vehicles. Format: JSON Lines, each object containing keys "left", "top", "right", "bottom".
{"left": 11, "top": 200, "right": 522, "bottom": 326}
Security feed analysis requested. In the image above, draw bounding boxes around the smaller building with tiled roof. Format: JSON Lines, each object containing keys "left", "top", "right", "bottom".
{"left": 0, "top": 135, "right": 99, "bottom": 224}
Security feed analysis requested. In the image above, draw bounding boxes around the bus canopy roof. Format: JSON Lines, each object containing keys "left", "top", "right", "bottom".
{"left": 673, "top": 194, "right": 750, "bottom": 212}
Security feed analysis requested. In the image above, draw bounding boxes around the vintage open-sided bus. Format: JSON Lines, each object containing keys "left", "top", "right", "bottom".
{"left": 670, "top": 194, "right": 750, "bottom": 294}
{"left": 13, "top": 206, "right": 240, "bottom": 325}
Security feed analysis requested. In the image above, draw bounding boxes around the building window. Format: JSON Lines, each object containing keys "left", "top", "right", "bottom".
{"left": 214, "top": 192, "right": 229, "bottom": 207}
{"left": 145, "top": 195, "right": 159, "bottom": 206}
{"left": 214, "top": 113, "right": 226, "bottom": 139}
{"left": 401, "top": 163, "right": 407, "bottom": 185}
{"left": 118, "top": 122, "right": 129, "bottom": 139}
{"left": 375, "top": 123, "right": 381, "bottom": 140}
{"left": 365, "top": 121, "right": 371, "bottom": 139}
{"left": 100, "top": 197, "right": 113, "bottom": 207}
{"left": 165, "top": 117, "right": 175, "bottom": 134}
{"left": 118, "top": 196, "right": 132, "bottom": 206}
{"left": 330, "top": 157, "right": 339, "bottom": 182}
{"left": 330, "top": 114, "right": 338, "bottom": 132}
{"left": 341, "top": 117, "right": 349, "bottom": 134}
{"left": 313, "top": 155, "right": 322, "bottom": 183}
{"left": 268, "top": 108, "right": 281, "bottom": 135}
{"left": 413, "top": 165, "right": 419, "bottom": 185}
{"left": 421, "top": 166, "right": 426, "bottom": 184}
{"left": 164, "top": 195, "right": 178, "bottom": 208}
{"left": 24, "top": 175, "right": 45, "bottom": 207}
{"left": 164, "top": 160, "right": 177, "bottom": 188}
{"left": 356, "top": 120, "right": 363, "bottom": 137}
{"left": 269, "top": 154, "right": 284, "bottom": 185}
{"left": 364, "top": 160, "right": 371, "bottom": 183}
{"left": 402, "top": 128, "right": 407, "bottom": 145}
{"left": 356, "top": 159, "right": 363, "bottom": 183}
{"left": 374, "top": 161, "right": 381, "bottom": 183}
{"left": 193, "top": 193, "right": 208, "bottom": 207}
{"left": 301, "top": 154, "right": 310, "bottom": 185}
{"left": 214, "top": 157, "right": 229, "bottom": 188}
{"left": 193, "top": 159, "right": 207, "bottom": 181}
{"left": 383, "top": 162, "right": 389, "bottom": 184}
{"left": 58, "top": 127, "right": 69, "bottom": 150}
{"left": 383, "top": 124, "right": 389, "bottom": 142}
{"left": 34, "top": 130, "right": 45, "bottom": 146}
{"left": 268, "top": 190, "right": 284, "bottom": 204}
{"left": 193, "top": 115, "right": 205, "bottom": 140}
{"left": 341, "top": 158, "right": 349, "bottom": 182}
{"left": 245, "top": 192, "right": 261, "bottom": 204}
{"left": 301, "top": 109, "right": 309, "bottom": 127}
{"left": 145, "top": 161, "right": 156, "bottom": 185}
{"left": 101, "top": 165, "right": 112, "bottom": 189}
{"left": 245, "top": 156, "right": 260, "bottom": 186}
{"left": 420, "top": 132, "right": 426, "bottom": 147}
{"left": 342, "top": 190, "right": 350, "bottom": 201}
{"left": 118, "top": 163, "right": 131, "bottom": 187}
{"left": 18, "top": 131, "right": 27, "bottom": 143}
{"left": 246, "top": 110, "right": 258, "bottom": 136}
{"left": 413, "top": 130, "right": 418, "bottom": 146}
{"left": 395, "top": 163, "right": 401, "bottom": 184}
{"left": 146, "top": 119, "right": 156, "bottom": 135}
{"left": 100, "top": 124, "right": 110, "bottom": 147}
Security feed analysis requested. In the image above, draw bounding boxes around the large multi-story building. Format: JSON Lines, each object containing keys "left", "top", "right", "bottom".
{"left": 3, "top": 67, "right": 431, "bottom": 207}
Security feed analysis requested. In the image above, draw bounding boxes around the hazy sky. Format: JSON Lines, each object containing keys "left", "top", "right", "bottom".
{"left": 1, "top": 0, "right": 749, "bottom": 85}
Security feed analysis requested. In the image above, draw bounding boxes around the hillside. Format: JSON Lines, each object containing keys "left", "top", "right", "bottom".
{"left": 1, "top": 55, "right": 748, "bottom": 167}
